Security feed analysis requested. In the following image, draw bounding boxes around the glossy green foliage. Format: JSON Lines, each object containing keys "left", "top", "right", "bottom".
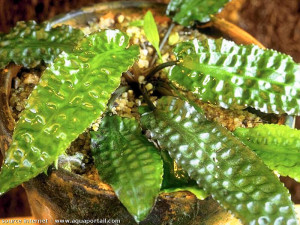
{"left": 139, "top": 106, "right": 197, "bottom": 189}
{"left": 141, "top": 96, "right": 298, "bottom": 224}
{"left": 160, "top": 149, "right": 197, "bottom": 189}
{"left": 91, "top": 115, "right": 163, "bottom": 222}
{"left": 0, "top": 30, "right": 139, "bottom": 195}
{"left": 144, "top": 11, "right": 162, "bottom": 60}
{"left": 0, "top": 20, "right": 84, "bottom": 69}
{"left": 161, "top": 186, "right": 208, "bottom": 200}
{"left": 169, "top": 38, "right": 300, "bottom": 115}
{"left": 234, "top": 124, "right": 300, "bottom": 182}
{"left": 166, "top": 0, "right": 230, "bottom": 26}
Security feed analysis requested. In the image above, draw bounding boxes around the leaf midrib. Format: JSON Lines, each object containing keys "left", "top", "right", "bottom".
{"left": 181, "top": 56, "right": 295, "bottom": 89}
{"left": 16, "top": 40, "right": 135, "bottom": 165}
{"left": 154, "top": 108, "right": 244, "bottom": 194}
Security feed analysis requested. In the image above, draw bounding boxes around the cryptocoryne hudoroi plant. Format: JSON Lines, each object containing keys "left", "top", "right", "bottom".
{"left": 0, "top": 0, "right": 300, "bottom": 224}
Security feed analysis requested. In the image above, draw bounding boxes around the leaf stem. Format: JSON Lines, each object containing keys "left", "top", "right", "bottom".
{"left": 150, "top": 22, "right": 176, "bottom": 67}
{"left": 146, "top": 61, "right": 178, "bottom": 80}
{"left": 139, "top": 84, "right": 156, "bottom": 111}
{"left": 107, "top": 85, "right": 130, "bottom": 112}
{"left": 123, "top": 71, "right": 135, "bottom": 83}
{"left": 159, "top": 23, "right": 176, "bottom": 51}
{"left": 156, "top": 81, "right": 174, "bottom": 96}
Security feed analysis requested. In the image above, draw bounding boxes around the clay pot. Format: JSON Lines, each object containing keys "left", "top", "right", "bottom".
{"left": 24, "top": 168, "right": 234, "bottom": 224}
{"left": 0, "top": 1, "right": 296, "bottom": 224}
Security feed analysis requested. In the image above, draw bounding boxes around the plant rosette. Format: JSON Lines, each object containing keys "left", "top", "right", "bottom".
{"left": 0, "top": 1, "right": 300, "bottom": 225}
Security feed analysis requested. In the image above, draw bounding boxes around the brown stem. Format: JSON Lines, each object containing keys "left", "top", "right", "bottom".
{"left": 122, "top": 71, "right": 135, "bottom": 83}
{"left": 155, "top": 86, "right": 173, "bottom": 96}
{"left": 204, "top": 16, "right": 265, "bottom": 49}
{"left": 0, "top": 64, "right": 21, "bottom": 157}
{"left": 146, "top": 61, "right": 178, "bottom": 80}
{"left": 107, "top": 85, "right": 130, "bottom": 112}
{"left": 139, "top": 84, "right": 155, "bottom": 111}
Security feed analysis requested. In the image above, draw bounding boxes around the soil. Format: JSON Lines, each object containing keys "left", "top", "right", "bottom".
{"left": 237, "top": 0, "right": 300, "bottom": 63}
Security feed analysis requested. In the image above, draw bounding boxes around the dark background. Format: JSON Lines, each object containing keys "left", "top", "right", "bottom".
{"left": 0, "top": 0, "right": 299, "bottom": 62}
{"left": 0, "top": 0, "right": 299, "bottom": 218}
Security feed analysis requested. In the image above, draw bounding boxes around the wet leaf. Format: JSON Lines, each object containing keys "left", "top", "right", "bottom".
{"left": 141, "top": 96, "right": 298, "bottom": 224}
{"left": 169, "top": 38, "right": 300, "bottom": 115}
{"left": 144, "top": 11, "right": 162, "bottom": 60}
{"left": 167, "top": 0, "right": 230, "bottom": 26}
{"left": 234, "top": 124, "right": 300, "bottom": 182}
{"left": 0, "top": 30, "right": 139, "bottom": 195}
{"left": 91, "top": 115, "right": 163, "bottom": 222}
{"left": 0, "top": 20, "right": 84, "bottom": 69}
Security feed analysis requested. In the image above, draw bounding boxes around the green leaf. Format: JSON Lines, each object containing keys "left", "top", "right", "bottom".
{"left": 160, "top": 149, "right": 197, "bottom": 189}
{"left": 140, "top": 96, "right": 298, "bottom": 224}
{"left": 161, "top": 186, "right": 208, "bottom": 200}
{"left": 167, "top": 0, "right": 230, "bottom": 26}
{"left": 0, "top": 20, "right": 84, "bottom": 69}
{"left": 234, "top": 124, "right": 300, "bottom": 182}
{"left": 169, "top": 38, "right": 300, "bottom": 115}
{"left": 0, "top": 30, "right": 139, "bottom": 195}
{"left": 144, "top": 11, "right": 162, "bottom": 61}
{"left": 91, "top": 115, "right": 163, "bottom": 222}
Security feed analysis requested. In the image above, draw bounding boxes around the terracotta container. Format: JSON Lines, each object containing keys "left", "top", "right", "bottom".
{"left": 0, "top": 1, "right": 297, "bottom": 224}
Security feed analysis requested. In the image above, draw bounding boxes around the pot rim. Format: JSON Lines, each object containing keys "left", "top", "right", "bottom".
{"left": 50, "top": 1, "right": 166, "bottom": 26}
{"left": 1, "top": 2, "right": 297, "bottom": 223}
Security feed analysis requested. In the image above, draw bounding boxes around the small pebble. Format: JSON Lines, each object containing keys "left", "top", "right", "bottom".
{"left": 162, "top": 53, "right": 169, "bottom": 62}
{"left": 168, "top": 32, "right": 180, "bottom": 45}
{"left": 23, "top": 73, "right": 39, "bottom": 85}
{"left": 145, "top": 83, "right": 153, "bottom": 91}
{"left": 16, "top": 105, "right": 22, "bottom": 111}
{"left": 116, "top": 14, "right": 125, "bottom": 23}
{"left": 92, "top": 124, "right": 99, "bottom": 131}
{"left": 138, "top": 76, "right": 145, "bottom": 84}
{"left": 128, "top": 90, "right": 134, "bottom": 96}
{"left": 138, "top": 59, "right": 149, "bottom": 68}
{"left": 127, "top": 101, "right": 134, "bottom": 108}
{"left": 135, "top": 99, "right": 142, "bottom": 106}
{"left": 147, "top": 47, "right": 154, "bottom": 55}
